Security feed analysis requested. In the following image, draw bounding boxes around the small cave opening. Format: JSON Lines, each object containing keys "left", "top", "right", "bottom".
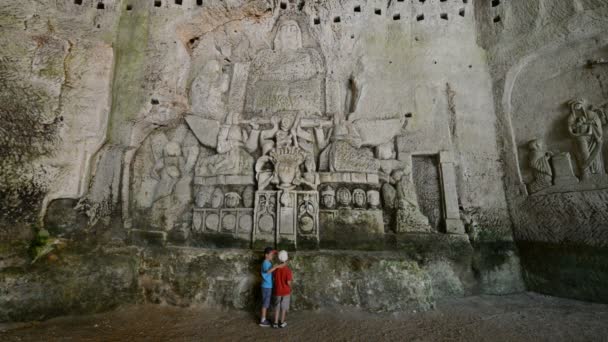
{"left": 151, "top": 99, "right": 159, "bottom": 105}
{"left": 440, "top": 13, "right": 448, "bottom": 20}
{"left": 74, "top": 0, "right": 82, "bottom": 5}
{"left": 374, "top": 8, "right": 381, "bottom": 15}
{"left": 492, "top": 0, "right": 500, "bottom": 7}
{"left": 393, "top": 14, "right": 401, "bottom": 21}
{"left": 459, "top": 8, "right": 465, "bottom": 17}
{"left": 333, "top": 16, "right": 341, "bottom": 23}
{"left": 354, "top": 5, "right": 361, "bottom": 13}
{"left": 416, "top": 14, "right": 424, "bottom": 21}
{"left": 280, "top": 2, "right": 287, "bottom": 10}
{"left": 197, "top": 0, "right": 203, "bottom": 5}
{"left": 97, "top": 2, "right": 105, "bottom": 10}
{"left": 126, "top": 4, "right": 133, "bottom": 11}
{"left": 493, "top": 15, "right": 501, "bottom": 23}
{"left": 314, "top": 17, "right": 320, "bottom": 25}
{"left": 154, "top": 1, "right": 162, "bottom": 8}
{"left": 175, "top": 0, "right": 182, "bottom": 5}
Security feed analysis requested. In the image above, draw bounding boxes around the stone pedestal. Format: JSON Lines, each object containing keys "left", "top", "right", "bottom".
{"left": 551, "top": 152, "right": 579, "bottom": 186}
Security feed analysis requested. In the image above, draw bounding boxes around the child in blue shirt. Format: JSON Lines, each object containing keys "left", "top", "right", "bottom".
{"left": 259, "top": 247, "right": 285, "bottom": 327}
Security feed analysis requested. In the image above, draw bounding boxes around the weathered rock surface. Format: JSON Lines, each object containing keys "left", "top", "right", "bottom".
{"left": 0, "top": 234, "right": 522, "bottom": 322}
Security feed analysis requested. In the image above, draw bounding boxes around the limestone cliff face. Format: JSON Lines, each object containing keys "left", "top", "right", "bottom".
{"left": 476, "top": 0, "right": 608, "bottom": 301}
{"left": 4, "top": 0, "right": 606, "bottom": 322}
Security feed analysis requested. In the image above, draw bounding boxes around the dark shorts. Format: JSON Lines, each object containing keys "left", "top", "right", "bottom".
{"left": 261, "top": 287, "right": 272, "bottom": 309}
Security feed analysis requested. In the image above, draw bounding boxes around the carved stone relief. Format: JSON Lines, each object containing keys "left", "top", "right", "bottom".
{"left": 125, "top": 10, "right": 469, "bottom": 249}
{"left": 523, "top": 98, "right": 608, "bottom": 196}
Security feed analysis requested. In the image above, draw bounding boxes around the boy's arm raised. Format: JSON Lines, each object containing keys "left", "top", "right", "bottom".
{"left": 266, "top": 263, "right": 287, "bottom": 274}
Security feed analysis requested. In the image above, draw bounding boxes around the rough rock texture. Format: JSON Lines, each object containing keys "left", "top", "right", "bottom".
{"left": 4, "top": 0, "right": 586, "bottom": 323}
{"left": 0, "top": 234, "right": 524, "bottom": 322}
{"left": 477, "top": 0, "right": 608, "bottom": 302}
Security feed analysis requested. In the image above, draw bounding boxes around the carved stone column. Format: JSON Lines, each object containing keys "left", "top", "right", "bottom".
{"left": 439, "top": 151, "right": 465, "bottom": 234}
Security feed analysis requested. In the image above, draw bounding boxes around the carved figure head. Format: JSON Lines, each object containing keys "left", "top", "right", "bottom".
{"left": 274, "top": 20, "right": 302, "bottom": 51}
{"left": 321, "top": 185, "right": 336, "bottom": 209}
{"left": 280, "top": 113, "right": 295, "bottom": 131}
{"left": 164, "top": 141, "right": 182, "bottom": 157}
{"left": 353, "top": 189, "right": 366, "bottom": 208}
{"left": 367, "top": 190, "right": 381, "bottom": 209}
{"left": 242, "top": 186, "right": 255, "bottom": 208}
{"left": 569, "top": 98, "right": 586, "bottom": 112}
{"left": 211, "top": 187, "right": 224, "bottom": 208}
{"left": 225, "top": 192, "right": 241, "bottom": 208}
{"left": 528, "top": 139, "right": 545, "bottom": 152}
{"left": 376, "top": 142, "right": 396, "bottom": 160}
{"left": 336, "top": 187, "right": 352, "bottom": 207}
{"left": 391, "top": 169, "right": 405, "bottom": 183}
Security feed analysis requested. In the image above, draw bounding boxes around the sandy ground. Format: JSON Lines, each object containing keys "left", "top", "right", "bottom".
{"left": 1, "top": 293, "right": 608, "bottom": 341}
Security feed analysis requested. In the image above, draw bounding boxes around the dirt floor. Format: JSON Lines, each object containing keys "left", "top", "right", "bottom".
{"left": 1, "top": 293, "right": 608, "bottom": 341}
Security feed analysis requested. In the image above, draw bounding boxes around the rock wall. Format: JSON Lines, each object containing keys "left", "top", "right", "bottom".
{"left": 2, "top": 233, "right": 523, "bottom": 322}
{"left": 0, "top": 0, "right": 529, "bottom": 322}
{"left": 476, "top": 0, "right": 608, "bottom": 301}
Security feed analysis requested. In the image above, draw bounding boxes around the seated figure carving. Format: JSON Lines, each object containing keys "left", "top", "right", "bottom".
{"left": 318, "top": 117, "right": 380, "bottom": 173}
{"left": 527, "top": 139, "right": 553, "bottom": 193}
{"left": 196, "top": 112, "right": 260, "bottom": 177}
{"left": 256, "top": 112, "right": 318, "bottom": 190}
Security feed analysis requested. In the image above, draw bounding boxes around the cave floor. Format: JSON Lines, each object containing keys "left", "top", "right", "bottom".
{"left": 2, "top": 293, "right": 607, "bottom": 342}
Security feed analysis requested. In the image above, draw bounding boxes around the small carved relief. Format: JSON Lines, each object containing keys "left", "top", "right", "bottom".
{"left": 567, "top": 99, "right": 605, "bottom": 178}
{"left": 321, "top": 185, "right": 336, "bottom": 209}
{"left": 352, "top": 189, "right": 367, "bottom": 208}
{"left": 527, "top": 139, "right": 553, "bottom": 193}
{"left": 336, "top": 188, "right": 352, "bottom": 208}
{"left": 367, "top": 190, "right": 381, "bottom": 209}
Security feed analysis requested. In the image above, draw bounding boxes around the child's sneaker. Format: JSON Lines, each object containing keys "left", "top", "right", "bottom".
{"left": 259, "top": 319, "right": 271, "bottom": 327}
{"left": 279, "top": 321, "right": 287, "bottom": 328}
{"left": 272, "top": 322, "right": 279, "bottom": 328}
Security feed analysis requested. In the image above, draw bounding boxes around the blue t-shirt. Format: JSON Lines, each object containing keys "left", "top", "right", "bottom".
{"left": 261, "top": 260, "right": 273, "bottom": 289}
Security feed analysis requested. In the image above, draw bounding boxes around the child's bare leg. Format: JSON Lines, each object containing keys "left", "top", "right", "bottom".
{"left": 281, "top": 309, "right": 287, "bottom": 323}
{"left": 261, "top": 307, "right": 267, "bottom": 320}
{"left": 273, "top": 306, "right": 280, "bottom": 323}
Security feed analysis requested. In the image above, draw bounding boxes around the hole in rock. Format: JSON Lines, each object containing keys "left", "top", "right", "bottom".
{"left": 417, "top": 14, "right": 424, "bottom": 21}
{"left": 491, "top": 0, "right": 500, "bottom": 7}
{"left": 314, "top": 17, "right": 320, "bottom": 25}
{"left": 197, "top": 0, "right": 203, "bottom": 5}
{"left": 440, "top": 0, "right": 446, "bottom": 2}
{"left": 393, "top": 14, "right": 401, "bottom": 21}
{"left": 97, "top": 2, "right": 105, "bottom": 9}
{"left": 154, "top": 1, "right": 162, "bottom": 7}
{"left": 440, "top": 13, "right": 448, "bottom": 20}
{"left": 74, "top": 0, "right": 82, "bottom": 5}
{"left": 375, "top": 8, "right": 381, "bottom": 15}
{"left": 459, "top": 8, "right": 465, "bottom": 17}
{"left": 175, "top": 0, "right": 182, "bottom": 5}
{"left": 151, "top": 99, "right": 159, "bottom": 105}
{"left": 280, "top": 2, "right": 287, "bottom": 9}
{"left": 419, "top": 0, "right": 426, "bottom": 3}
{"left": 126, "top": 4, "right": 133, "bottom": 10}
{"left": 405, "top": 112, "right": 413, "bottom": 118}
{"left": 333, "top": 16, "right": 341, "bottom": 23}
{"left": 351, "top": 34, "right": 355, "bottom": 39}
{"left": 463, "top": 0, "right": 468, "bottom": 3}
{"left": 354, "top": 5, "right": 361, "bottom": 13}
{"left": 493, "top": 15, "right": 501, "bottom": 23}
